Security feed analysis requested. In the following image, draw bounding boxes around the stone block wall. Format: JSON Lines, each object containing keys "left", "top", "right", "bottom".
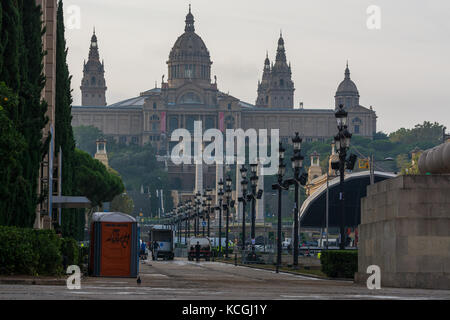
{"left": 355, "top": 175, "right": 450, "bottom": 289}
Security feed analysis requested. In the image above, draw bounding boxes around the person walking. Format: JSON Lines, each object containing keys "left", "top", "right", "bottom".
{"left": 153, "top": 241, "right": 159, "bottom": 261}
{"left": 195, "top": 241, "right": 201, "bottom": 262}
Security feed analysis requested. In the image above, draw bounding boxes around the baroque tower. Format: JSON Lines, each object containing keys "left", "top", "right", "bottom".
{"left": 256, "top": 32, "right": 294, "bottom": 108}
{"left": 80, "top": 29, "right": 107, "bottom": 106}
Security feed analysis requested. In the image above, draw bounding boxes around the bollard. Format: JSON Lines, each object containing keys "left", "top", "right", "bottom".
{"left": 235, "top": 252, "right": 237, "bottom": 266}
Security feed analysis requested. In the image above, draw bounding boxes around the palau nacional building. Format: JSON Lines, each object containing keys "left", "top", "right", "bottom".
{"left": 71, "top": 7, "right": 377, "bottom": 194}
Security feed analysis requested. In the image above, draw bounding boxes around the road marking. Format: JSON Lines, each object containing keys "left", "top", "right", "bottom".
{"left": 280, "top": 294, "right": 437, "bottom": 300}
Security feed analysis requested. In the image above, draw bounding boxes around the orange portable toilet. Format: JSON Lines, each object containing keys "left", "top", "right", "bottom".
{"left": 89, "top": 212, "right": 139, "bottom": 277}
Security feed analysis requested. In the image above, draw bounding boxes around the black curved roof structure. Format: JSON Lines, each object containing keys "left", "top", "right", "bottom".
{"left": 300, "top": 171, "right": 397, "bottom": 228}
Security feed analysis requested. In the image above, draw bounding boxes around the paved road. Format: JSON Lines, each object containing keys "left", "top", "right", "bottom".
{"left": 0, "top": 258, "right": 449, "bottom": 300}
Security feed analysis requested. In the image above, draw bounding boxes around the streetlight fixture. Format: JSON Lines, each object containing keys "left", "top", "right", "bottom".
{"left": 238, "top": 165, "right": 249, "bottom": 251}
{"left": 334, "top": 104, "right": 353, "bottom": 249}
{"left": 206, "top": 189, "right": 212, "bottom": 237}
{"left": 216, "top": 179, "right": 224, "bottom": 255}
{"left": 195, "top": 191, "right": 202, "bottom": 236}
{"left": 286, "top": 132, "right": 308, "bottom": 267}
{"left": 272, "top": 142, "right": 289, "bottom": 273}
{"left": 246, "top": 163, "right": 263, "bottom": 257}
{"left": 224, "top": 175, "right": 233, "bottom": 258}
{"left": 186, "top": 200, "right": 192, "bottom": 242}
{"left": 201, "top": 198, "right": 206, "bottom": 237}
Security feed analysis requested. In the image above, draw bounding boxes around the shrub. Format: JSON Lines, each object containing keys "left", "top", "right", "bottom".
{"left": 33, "top": 229, "right": 63, "bottom": 275}
{"left": 320, "top": 250, "right": 358, "bottom": 278}
{"left": 61, "top": 238, "right": 79, "bottom": 267}
{"left": 0, "top": 226, "right": 63, "bottom": 276}
{"left": 0, "top": 226, "right": 38, "bottom": 275}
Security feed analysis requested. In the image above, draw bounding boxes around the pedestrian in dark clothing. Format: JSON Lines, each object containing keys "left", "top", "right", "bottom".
{"left": 195, "top": 241, "right": 201, "bottom": 262}
{"left": 153, "top": 241, "right": 159, "bottom": 261}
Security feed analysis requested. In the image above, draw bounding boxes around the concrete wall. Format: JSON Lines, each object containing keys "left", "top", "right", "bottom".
{"left": 355, "top": 175, "right": 450, "bottom": 289}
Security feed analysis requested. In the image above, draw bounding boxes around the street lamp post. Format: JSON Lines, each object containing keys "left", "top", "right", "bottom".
{"left": 249, "top": 163, "right": 258, "bottom": 254}
{"left": 184, "top": 203, "right": 188, "bottom": 245}
{"left": 272, "top": 142, "right": 288, "bottom": 273}
{"left": 195, "top": 191, "right": 201, "bottom": 236}
{"left": 289, "top": 132, "right": 307, "bottom": 267}
{"left": 186, "top": 200, "right": 192, "bottom": 242}
{"left": 217, "top": 179, "right": 224, "bottom": 255}
{"left": 201, "top": 199, "right": 206, "bottom": 237}
{"left": 225, "top": 175, "right": 233, "bottom": 258}
{"left": 334, "top": 104, "right": 352, "bottom": 250}
{"left": 206, "top": 190, "right": 212, "bottom": 237}
{"left": 246, "top": 163, "right": 263, "bottom": 256}
{"left": 239, "top": 165, "right": 248, "bottom": 251}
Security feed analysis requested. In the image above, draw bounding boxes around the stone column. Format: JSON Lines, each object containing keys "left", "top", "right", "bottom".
{"left": 195, "top": 161, "right": 203, "bottom": 194}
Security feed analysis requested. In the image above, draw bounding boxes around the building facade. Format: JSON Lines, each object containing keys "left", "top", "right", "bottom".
{"left": 72, "top": 7, "right": 377, "bottom": 190}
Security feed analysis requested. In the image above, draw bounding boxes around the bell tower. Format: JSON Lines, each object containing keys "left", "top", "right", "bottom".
{"left": 256, "top": 32, "right": 294, "bottom": 108}
{"left": 80, "top": 29, "right": 107, "bottom": 106}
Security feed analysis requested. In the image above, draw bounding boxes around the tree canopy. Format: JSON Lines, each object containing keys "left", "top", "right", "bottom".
{"left": 72, "top": 149, "right": 124, "bottom": 207}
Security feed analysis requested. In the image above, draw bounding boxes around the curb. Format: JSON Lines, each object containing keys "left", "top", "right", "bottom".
{"left": 0, "top": 278, "right": 67, "bottom": 286}
{"left": 217, "top": 260, "right": 354, "bottom": 282}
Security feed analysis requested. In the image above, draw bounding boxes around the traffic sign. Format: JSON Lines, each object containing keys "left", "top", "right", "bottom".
{"left": 202, "top": 221, "right": 206, "bottom": 227}
{"left": 359, "top": 159, "right": 370, "bottom": 169}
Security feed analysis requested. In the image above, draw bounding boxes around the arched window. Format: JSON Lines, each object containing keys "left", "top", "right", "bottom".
{"left": 280, "top": 79, "right": 284, "bottom": 87}
{"left": 91, "top": 77, "right": 96, "bottom": 85}
{"left": 153, "top": 102, "right": 157, "bottom": 109}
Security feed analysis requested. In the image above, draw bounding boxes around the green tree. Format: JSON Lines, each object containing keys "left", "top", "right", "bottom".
{"left": 73, "top": 125, "right": 103, "bottom": 156}
{"left": 110, "top": 193, "right": 134, "bottom": 214}
{"left": 55, "top": 0, "right": 80, "bottom": 238}
{"left": 0, "top": 0, "right": 21, "bottom": 94}
{"left": 72, "top": 149, "right": 124, "bottom": 207}
{"left": 16, "top": 0, "right": 49, "bottom": 227}
{"left": 0, "top": 83, "right": 26, "bottom": 225}
{"left": 0, "top": 1, "right": 49, "bottom": 227}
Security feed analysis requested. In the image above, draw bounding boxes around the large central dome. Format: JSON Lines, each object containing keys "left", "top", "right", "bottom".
{"left": 335, "top": 63, "right": 360, "bottom": 109}
{"left": 167, "top": 6, "right": 212, "bottom": 85}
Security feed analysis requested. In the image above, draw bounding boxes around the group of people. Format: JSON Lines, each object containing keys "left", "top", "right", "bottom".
{"left": 139, "top": 239, "right": 160, "bottom": 261}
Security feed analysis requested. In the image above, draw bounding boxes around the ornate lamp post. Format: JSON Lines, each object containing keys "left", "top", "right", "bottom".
{"left": 206, "top": 189, "right": 212, "bottom": 237}
{"left": 238, "top": 165, "right": 249, "bottom": 251}
{"left": 271, "top": 142, "right": 289, "bottom": 273}
{"left": 195, "top": 191, "right": 202, "bottom": 236}
{"left": 217, "top": 179, "right": 224, "bottom": 255}
{"left": 246, "top": 163, "right": 263, "bottom": 255}
{"left": 224, "top": 175, "right": 233, "bottom": 258}
{"left": 334, "top": 104, "right": 352, "bottom": 249}
{"left": 201, "top": 198, "right": 206, "bottom": 237}
{"left": 288, "top": 132, "right": 308, "bottom": 267}
{"left": 186, "top": 200, "right": 192, "bottom": 242}
{"left": 176, "top": 204, "right": 182, "bottom": 244}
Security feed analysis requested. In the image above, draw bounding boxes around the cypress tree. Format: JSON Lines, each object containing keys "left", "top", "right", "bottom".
{"left": 55, "top": 0, "right": 83, "bottom": 238}
{"left": 0, "top": 0, "right": 21, "bottom": 111}
{"left": 10, "top": 0, "right": 48, "bottom": 227}
{"left": 0, "top": 3, "right": 4, "bottom": 73}
{"left": 0, "top": 0, "right": 48, "bottom": 227}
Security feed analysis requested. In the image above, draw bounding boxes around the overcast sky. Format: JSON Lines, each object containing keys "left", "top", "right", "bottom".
{"left": 63, "top": 0, "right": 450, "bottom": 134}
